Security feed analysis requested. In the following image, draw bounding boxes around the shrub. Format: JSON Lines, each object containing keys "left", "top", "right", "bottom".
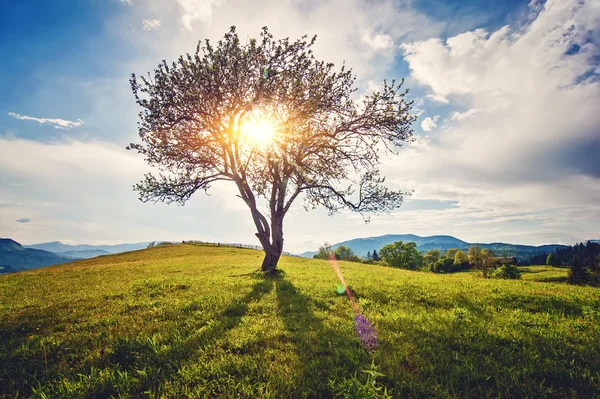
{"left": 493, "top": 264, "right": 521, "bottom": 279}
{"left": 429, "top": 257, "right": 455, "bottom": 273}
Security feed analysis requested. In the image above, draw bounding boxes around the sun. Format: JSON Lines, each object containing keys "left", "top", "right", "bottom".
{"left": 240, "top": 116, "right": 278, "bottom": 146}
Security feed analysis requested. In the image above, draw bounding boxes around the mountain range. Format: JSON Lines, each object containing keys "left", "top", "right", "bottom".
{"left": 0, "top": 238, "right": 75, "bottom": 273}
{"left": 298, "top": 234, "right": 573, "bottom": 261}
{"left": 24, "top": 241, "right": 152, "bottom": 257}
{"left": 1, "top": 240, "right": 156, "bottom": 274}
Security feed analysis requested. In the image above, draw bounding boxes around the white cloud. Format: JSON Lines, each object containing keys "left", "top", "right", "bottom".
{"left": 450, "top": 108, "right": 480, "bottom": 120}
{"left": 361, "top": 31, "right": 394, "bottom": 50}
{"left": 142, "top": 19, "right": 161, "bottom": 30}
{"left": 0, "top": 137, "right": 259, "bottom": 246}
{"left": 8, "top": 112, "right": 84, "bottom": 130}
{"left": 176, "top": 0, "right": 224, "bottom": 31}
{"left": 120, "top": 0, "right": 132, "bottom": 4}
{"left": 420, "top": 115, "right": 439, "bottom": 131}
{"left": 413, "top": 98, "right": 425, "bottom": 106}
{"left": 425, "top": 92, "right": 449, "bottom": 103}
{"left": 383, "top": 0, "right": 600, "bottom": 245}
{"left": 401, "top": 0, "right": 600, "bottom": 176}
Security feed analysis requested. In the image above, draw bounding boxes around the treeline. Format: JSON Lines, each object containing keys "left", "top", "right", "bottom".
{"left": 543, "top": 241, "right": 600, "bottom": 286}
{"left": 314, "top": 241, "right": 521, "bottom": 279}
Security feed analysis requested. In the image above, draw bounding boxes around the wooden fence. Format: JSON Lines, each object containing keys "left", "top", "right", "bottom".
{"left": 181, "top": 240, "right": 298, "bottom": 257}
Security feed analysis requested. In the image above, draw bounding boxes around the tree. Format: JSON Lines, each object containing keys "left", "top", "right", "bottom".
{"left": 467, "top": 246, "right": 484, "bottom": 268}
{"left": 431, "top": 257, "right": 454, "bottom": 273}
{"left": 367, "top": 251, "right": 372, "bottom": 259}
{"left": 423, "top": 249, "right": 441, "bottom": 267}
{"left": 379, "top": 241, "right": 423, "bottom": 270}
{"left": 468, "top": 246, "right": 496, "bottom": 278}
{"left": 128, "top": 27, "right": 415, "bottom": 273}
{"left": 372, "top": 249, "right": 380, "bottom": 262}
{"left": 453, "top": 250, "right": 468, "bottom": 268}
{"left": 445, "top": 248, "right": 460, "bottom": 260}
{"left": 568, "top": 256, "right": 588, "bottom": 284}
{"left": 546, "top": 253, "right": 558, "bottom": 266}
{"left": 334, "top": 245, "right": 360, "bottom": 262}
{"left": 313, "top": 242, "right": 332, "bottom": 260}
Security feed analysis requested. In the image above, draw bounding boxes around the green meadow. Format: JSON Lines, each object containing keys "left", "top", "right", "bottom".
{"left": 1, "top": 244, "right": 599, "bottom": 398}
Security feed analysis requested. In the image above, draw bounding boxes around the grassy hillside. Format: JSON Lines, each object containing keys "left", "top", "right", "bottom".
{"left": 1, "top": 245, "right": 599, "bottom": 398}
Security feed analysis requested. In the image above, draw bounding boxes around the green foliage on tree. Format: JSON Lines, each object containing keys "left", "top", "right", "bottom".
{"left": 423, "top": 250, "right": 441, "bottom": 267}
{"left": 313, "top": 242, "right": 332, "bottom": 260}
{"left": 423, "top": 248, "right": 470, "bottom": 274}
{"left": 334, "top": 245, "right": 360, "bottom": 262}
{"left": 127, "top": 26, "right": 416, "bottom": 272}
{"left": 468, "top": 246, "right": 496, "bottom": 278}
{"left": 568, "top": 256, "right": 589, "bottom": 284}
{"left": 453, "top": 250, "right": 468, "bottom": 267}
{"left": 431, "top": 257, "right": 455, "bottom": 273}
{"left": 379, "top": 241, "right": 423, "bottom": 270}
{"left": 546, "top": 252, "right": 558, "bottom": 266}
{"left": 445, "top": 248, "right": 460, "bottom": 260}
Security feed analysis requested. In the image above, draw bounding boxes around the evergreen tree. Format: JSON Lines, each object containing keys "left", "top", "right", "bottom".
{"left": 367, "top": 251, "right": 372, "bottom": 259}
{"left": 568, "top": 256, "right": 588, "bottom": 284}
{"left": 372, "top": 249, "right": 380, "bottom": 261}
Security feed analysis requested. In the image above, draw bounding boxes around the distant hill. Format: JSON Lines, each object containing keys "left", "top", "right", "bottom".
{"left": 24, "top": 241, "right": 152, "bottom": 254}
{"left": 299, "top": 234, "right": 468, "bottom": 258}
{"left": 58, "top": 249, "right": 112, "bottom": 259}
{"left": 298, "top": 234, "right": 569, "bottom": 261}
{"left": 0, "top": 238, "right": 75, "bottom": 273}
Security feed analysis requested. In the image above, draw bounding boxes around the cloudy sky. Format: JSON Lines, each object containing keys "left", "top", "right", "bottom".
{"left": 1, "top": 0, "right": 599, "bottom": 252}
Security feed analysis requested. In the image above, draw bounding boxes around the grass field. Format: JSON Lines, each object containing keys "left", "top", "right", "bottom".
{"left": 519, "top": 265, "right": 569, "bottom": 283}
{"left": 1, "top": 244, "right": 599, "bottom": 398}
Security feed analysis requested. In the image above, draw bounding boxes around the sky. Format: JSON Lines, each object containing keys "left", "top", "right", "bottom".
{"left": 1, "top": 0, "right": 599, "bottom": 253}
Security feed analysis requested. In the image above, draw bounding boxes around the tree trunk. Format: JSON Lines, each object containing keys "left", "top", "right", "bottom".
{"left": 261, "top": 245, "right": 283, "bottom": 273}
{"left": 261, "top": 213, "right": 284, "bottom": 272}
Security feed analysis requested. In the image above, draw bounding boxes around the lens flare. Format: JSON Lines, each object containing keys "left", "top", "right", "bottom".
{"left": 328, "top": 252, "right": 377, "bottom": 349}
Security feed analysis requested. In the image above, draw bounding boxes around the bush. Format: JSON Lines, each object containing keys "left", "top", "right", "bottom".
{"left": 493, "top": 264, "right": 521, "bottom": 280}
{"left": 430, "top": 257, "right": 455, "bottom": 273}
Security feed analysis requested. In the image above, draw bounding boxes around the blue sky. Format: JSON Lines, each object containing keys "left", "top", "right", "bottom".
{"left": 1, "top": 0, "right": 599, "bottom": 252}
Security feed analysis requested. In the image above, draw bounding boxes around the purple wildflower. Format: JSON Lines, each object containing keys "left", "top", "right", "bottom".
{"left": 354, "top": 314, "right": 377, "bottom": 349}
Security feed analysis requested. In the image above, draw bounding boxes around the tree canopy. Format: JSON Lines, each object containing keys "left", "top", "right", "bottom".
{"left": 379, "top": 241, "right": 423, "bottom": 270}
{"left": 128, "top": 26, "right": 415, "bottom": 271}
